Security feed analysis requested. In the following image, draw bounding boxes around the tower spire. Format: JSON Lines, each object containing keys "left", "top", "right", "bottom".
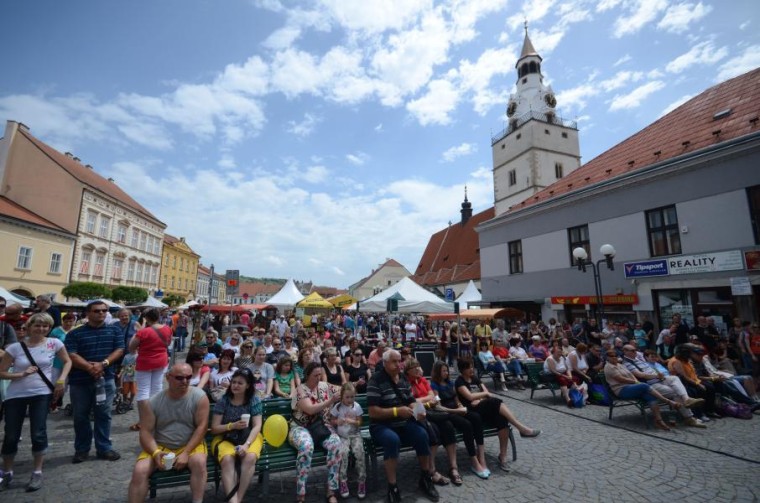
{"left": 460, "top": 185, "right": 473, "bottom": 225}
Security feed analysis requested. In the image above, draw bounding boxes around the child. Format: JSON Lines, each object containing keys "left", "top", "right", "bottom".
{"left": 120, "top": 350, "right": 137, "bottom": 406}
{"left": 330, "top": 383, "right": 366, "bottom": 499}
{"left": 273, "top": 355, "right": 299, "bottom": 398}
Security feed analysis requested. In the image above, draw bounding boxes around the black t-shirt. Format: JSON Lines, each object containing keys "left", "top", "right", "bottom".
{"left": 454, "top": 375, "right": 482, "bottom": 409}
{"left": 346, "top": 363, "right": 369, "bottom": 384}
{"left": 431, "top": 380, "right": 458, "bottom": 409}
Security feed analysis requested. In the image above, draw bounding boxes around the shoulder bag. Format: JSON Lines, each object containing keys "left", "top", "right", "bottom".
{"left": 20, "top": 341, "right": 55, "bottom": 392}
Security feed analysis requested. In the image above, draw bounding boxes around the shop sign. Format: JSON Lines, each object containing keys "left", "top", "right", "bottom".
{"left": 730, "top": 277, "right": 752, "bottom": 296}
{"left": 551, "top": 295, "right": 639, "bottom": 305}
{"left": 623, "top": 259, "right": 669, "bottom": 278}
{"left": 668, "top": 250, "right": 744, "bottom": 275}
{"left": 744, "top": 250, "right": 760, "bottom": 271}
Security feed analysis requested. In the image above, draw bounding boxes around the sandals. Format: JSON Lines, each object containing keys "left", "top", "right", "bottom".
{"left": 431, "top": 471, "right": 450, "bottom": 486}
{"left": 449, "top": 468, "right": 463, "bottom": 486}
{"left": 655, "top": 419, "right": 671, "bottom": 431}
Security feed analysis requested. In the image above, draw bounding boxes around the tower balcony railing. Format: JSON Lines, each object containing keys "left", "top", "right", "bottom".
{"left": 491, "top": 110, "right": 578, "bottom": 145}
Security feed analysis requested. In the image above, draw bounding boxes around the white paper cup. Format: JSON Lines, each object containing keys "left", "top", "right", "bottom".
{"left": 240, "top": 414, "right": 251, "bottom": 423}
{"left": 163, "top": 452, "right": 176, "bottom": 470}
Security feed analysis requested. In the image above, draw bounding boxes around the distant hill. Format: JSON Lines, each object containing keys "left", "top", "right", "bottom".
{"left": 240, "top": 276, "right": 286, "bottom": 285}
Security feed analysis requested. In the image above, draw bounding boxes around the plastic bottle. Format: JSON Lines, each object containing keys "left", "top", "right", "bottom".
{"left": 95, "top": 377, "right": 106, "bottom": 405}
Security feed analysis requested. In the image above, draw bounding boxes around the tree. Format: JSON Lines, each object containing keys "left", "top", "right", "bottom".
{"left": 162, "top": 294, "right": 185, "bottom": 307}
{"left": 111, "top": 286, "right": 148, "bottom": 305}
{"left": 61, "top": 282, "right": 111, "bottom": 301}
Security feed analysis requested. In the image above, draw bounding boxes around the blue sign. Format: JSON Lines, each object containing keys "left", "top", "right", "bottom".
{"left": 623, "top": 259, "right": 669, "bottom": 278}
{"left": 445, "top": 288, "right": 454, "bottom": 301}
{"left": 155, "top": 289, "right": 164, "bottom": 299}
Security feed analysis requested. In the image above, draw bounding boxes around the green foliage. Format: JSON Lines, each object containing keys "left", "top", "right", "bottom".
{"left": 111, "top": 286, "right": 148, "bottom": 305}
{"left": 61, "top": 282, "right": 112, "bottom": 301}
{"left": 162, "top": 294, "right": 185, "bottom": 307}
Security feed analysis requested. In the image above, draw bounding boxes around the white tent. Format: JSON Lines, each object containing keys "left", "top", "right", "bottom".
{"left": 98, "top": 298, "right": 124, "bottom": 308}
{"left": 0, "top": 286, "right": 31, "bottom": 308}
{"left": 130, "top": 296, "right": 168, "bottom": 309}
{"left": 267, "top": 279, "right": 305, "bottom": 310}
{"left": 357, "top": 277, "right": 454, "bottom": 314}
{"left": 456, "top": 280, "right": 482, "bottom": 310}
{"left": 177, "top": 300, "right": 199, "bottom": 310}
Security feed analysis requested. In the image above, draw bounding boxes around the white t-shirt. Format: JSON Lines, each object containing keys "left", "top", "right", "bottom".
{"left": 330, "top": 401, "right": 363, "bottom": 438}
{"left": 5, "top": 338, "right": 64, "bottom": 399}
{"left": 210, "top": 367, "right": 237, "bottom": 388}
{"left": 404, "top": 323, "right": 417, "bottom": 340}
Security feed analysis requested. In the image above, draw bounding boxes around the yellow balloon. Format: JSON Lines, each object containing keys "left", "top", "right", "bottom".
{"left": 263, "top": 414, "right": 288, "bottom": 448}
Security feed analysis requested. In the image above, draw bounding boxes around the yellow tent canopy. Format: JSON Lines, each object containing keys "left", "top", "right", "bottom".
{"left": 327, "top": 293, "right": 358, "bottom": 308}
{"left": 296, "top": 292, "right": 333, "bottom": 309}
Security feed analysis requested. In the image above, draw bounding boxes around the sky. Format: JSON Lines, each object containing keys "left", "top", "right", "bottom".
{"left": 1, "top": 0, "right": 759, "bottom": 289}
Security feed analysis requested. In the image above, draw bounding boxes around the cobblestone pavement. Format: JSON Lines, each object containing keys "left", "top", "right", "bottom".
{"left": 1, "top": 378, "right": 758, "bottom": 503}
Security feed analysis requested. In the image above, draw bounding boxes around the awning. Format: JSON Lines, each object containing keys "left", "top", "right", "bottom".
{"left": 327, "top": 294, "right": 357, "bottom": 308}
{"left": 296, "top": 292, "right": 333, "bottom": 309}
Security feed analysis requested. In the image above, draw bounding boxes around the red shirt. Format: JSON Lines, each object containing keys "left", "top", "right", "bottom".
{"left": 135, "top": 325, "right": 172, "bottom": 371}
{"left": 409, "top": 375, "right": 432, "bottom": 399}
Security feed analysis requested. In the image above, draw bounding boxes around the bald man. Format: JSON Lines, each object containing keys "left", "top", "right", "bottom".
{"left": 128, "top": 363, "right": 210, "bottom": 503}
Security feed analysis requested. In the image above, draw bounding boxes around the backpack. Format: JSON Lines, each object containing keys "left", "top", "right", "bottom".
{"left": 720, "top": 398, "right": 753, "bottom": 420}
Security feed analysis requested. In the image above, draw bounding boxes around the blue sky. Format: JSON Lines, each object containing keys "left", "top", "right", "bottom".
{"left": 1, "top": 0, "right": 758, "bottom": 288}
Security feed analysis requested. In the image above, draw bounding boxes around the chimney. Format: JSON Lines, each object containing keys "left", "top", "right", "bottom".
{"left": 180, "top": 237, "right": 185, "bottom": 242}
{"left": 17, "top": 122, "right": 29, "bottom": 132}
{"left": 86, "top": 164, "right": 94, "bottom": 170}
{"left": 460, "top": 186, "right": 473, "bottom": 225}
{"left": 73, "top": 157, "right": 81, "bottom": 163}
{"left": 107, "top": 177, "right": 114, "bottom": 182}
{"left": 65, "top": 152, "right": 74, "bottom": 158}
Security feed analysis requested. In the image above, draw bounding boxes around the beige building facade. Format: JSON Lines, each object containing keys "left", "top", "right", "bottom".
{"left": 161, "top": 234, "right": 200, "bottom": 300}
{"left": 0, "top": 197, "right": 76, "bottom": 299}
{"left": 0, "top": 121, "right": 166, "bottom": 293}
{"left": 348, "top": 258, "right": 411, "bottom": 301}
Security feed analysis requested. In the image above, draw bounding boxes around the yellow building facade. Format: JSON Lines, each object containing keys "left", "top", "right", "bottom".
{"left": 0, "top": 197, "right": 76, "bottom": 299}
{"left": 160, "top": 234, "right": 200, "bottom": 300}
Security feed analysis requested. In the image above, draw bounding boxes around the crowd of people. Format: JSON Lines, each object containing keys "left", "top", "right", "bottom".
{"left": 1, "top": 295, "right": 759, "bottom": 501}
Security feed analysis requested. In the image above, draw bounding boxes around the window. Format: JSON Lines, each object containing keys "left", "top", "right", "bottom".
{"left": 139, "top": 232, "right": 147, "bottom": 251}
{"left": 561, "top": 132, "right": 568, "bottom": 138}
{"left": 131, "top": 229, "right": 139, "bottom": 247}
{"left": 151, "top": 265, "right": 158, "bottom": 285}
{"left": 17, "top": 246, "right": 33, "bottom": 270}
{"left": 747, "top": 185, "right": 760, "bottom": 243}
{"left": 180, "top": 258, "right": 185, "bottom": 271}
{"left": 173, "top": 256, "right": 177, "bottom": 268}
{"left": 146, "top": 236, "right": 153, "bottom": 254}
{"left": 153, "top": 238, "right": 160, "bottom": 255}
{"left": 136, "top": 262, "right": 144, "bottom": 283}
{"left": 49, "top": 252, "right": 62, "bottom": 273}
{"left": 555, "top": 163, "right": 564, "bottom": 179}
{"left": 99, "top": 216, "right": 111, "bottom": 239}
{"left": 568, "top": 225, "right": 590, "bottom": 266}
{"left": 127, "top": 260, "right": 136, "bottom": 281}
{"left": 508, "top": 240, "right": 523, "bottom": 274}
{"left": 143, "top": 263, "right": 151, "bottom": 283}
{"left": 171, "top": 276, "right": 175, "bottom": 289}
{"left": 113, "top": 258, "right": 123, "bottom": 279}
{"left": 646, "top": 205, "right": 681, "bottom": 257}
{"left": 163, "top": 274, "right": 168, "bottom": 287}
{"left": 85, "top": 212, "right": 97, "bottom": 234}
{"left": 509, "top": 169, "right": 517, "bottom": 186}
{"left": 164, "top": 255, "right": 169, "bottom": 266}
{"left": 94, "top": 253, "right": 105, "bottom": 276}
{"left": 79, "top": 251, "right": 91, "bottom": 274}
{"left": 117, "top": 224, "right": 127, "bottom": 243}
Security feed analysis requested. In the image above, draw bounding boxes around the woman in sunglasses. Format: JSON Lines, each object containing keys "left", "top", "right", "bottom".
{"left": 210, "top": 368, "right": 263, "bottom": 503}
{"left": 345, "top": 347, "right": 370, "bottom": 394}
{"left": 185, "top": 347, "right": 210, "bottom": 390}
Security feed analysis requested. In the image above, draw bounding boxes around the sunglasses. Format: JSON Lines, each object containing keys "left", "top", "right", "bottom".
{"left": 0, "top": 304, "right": 6, "bottom": 308}
{"left": 243, "top": 345, "right": 253, "bottom": 349}
{"left": 171, "top": 375, "right": 193, "bottom": 381}
{"left": 354, "top": 353, "right": 363, "bottom": 356}
{"left": 91, "top": 309, "right": 108, "bottom": 313}
{"left": 273, "top": 343, "right": 281, "bottom": 346}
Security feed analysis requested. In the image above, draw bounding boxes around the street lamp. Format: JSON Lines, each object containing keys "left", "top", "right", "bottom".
{"left": 573, "top": 244, "right": 616, "bottom": 328}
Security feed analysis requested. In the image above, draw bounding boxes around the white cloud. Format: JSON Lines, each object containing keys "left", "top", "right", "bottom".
{"left": 666, "top": 41, "right": 729, "bottom": 73}
{"left": 406, "top": 79, "right": 460, "bottom": 125}
{"left": 599, "top": 71, "right": 645, "bottom": 92}
{"left": 556, "top": 82, "right": 599, "bottom": 112}
{"left": 659, "top": 93, "right": 695, "bottom": 116}
{"left": 287, "top": 113, "right": 321, "bottom": 137}
{"left": 374, "top": 123, "right": 383, "bottom": 132}
{"left": 346, "top": 152, "right": 370, "bottom": 166}
{"left": 441, "top": 142, "right": 477, "bottom": 162}
{"left": 596, "top": 0, "right": 623, "bottom": 12}
{"left": 612, "top": 0, "right": 669, "bottom": 38}
{"left": 218, "top": 154, "right": 237, "bottom": 169}
{"left": 716, "top": 45, "right": 760, "bottom": 82}
{"left": 332, "top": 266, "right": 345, "bottom": 276}
{"left": 266, "top": 255, "right": 285, "bottom": 267}
{"left": 609, "top": 80, "right": 665, "bottom": 110}
{"left": 739, "top": 21, "right": 750, "bottom": 30}
{"left": 613, "top": 54, "right": 632, "bottom": 67}
{"left": 320, "top": 0, "right": 429, "bottom": 35}
{"left": 657, "top": 2, "right": 712, "bottom": 34}
{"left": 303, "top": 165, "right": 329, "bottom": 183}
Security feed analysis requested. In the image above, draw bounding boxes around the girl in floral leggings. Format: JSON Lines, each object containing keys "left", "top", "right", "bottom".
{"left": 288, "top": 362, "right": 343, "bottom": 503}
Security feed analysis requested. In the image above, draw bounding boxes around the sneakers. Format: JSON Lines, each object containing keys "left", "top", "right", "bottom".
{"left": 96, "top": 450, "right": 121, "bottom": 461}
{"left": 685, "top": 417, "right": 707, "bottom": 429}
{"left": 387, "top": 483, "right": 401, "bottom": 503}
{"left": 358, "top": 481, "right": 366, "bottom": 500}
{"left": 418, "top": 473, "right": 440, "bottom": 502}
{"left": 72, "top": 452, "right": 88, "bottom": 464}
{"left": 339, "top": 480, "right": 350, "bottom": 498}
{"left": 683, "top": 397, "right": 705, "bottom": 409}
{"left": 26, "top": 472, "right": 42, "bottom": 492}
{"left": 0, "top": 470, "right": 13, "bottom": 490}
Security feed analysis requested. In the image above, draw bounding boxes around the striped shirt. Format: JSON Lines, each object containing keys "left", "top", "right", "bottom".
{"left": 65, "top": 322, "right": 124, "bottom": 384}
{"left": 366, "top": 367, "right": 415, "bottom": 428}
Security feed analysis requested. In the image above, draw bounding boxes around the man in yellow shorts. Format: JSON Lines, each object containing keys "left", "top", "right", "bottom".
{"left": 127, "top": 363, "right": 210, "bottom": 503}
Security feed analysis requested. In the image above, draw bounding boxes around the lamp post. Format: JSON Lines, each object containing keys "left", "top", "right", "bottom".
{"left": 572, "top": 244, "right": 616, "bottom": 328}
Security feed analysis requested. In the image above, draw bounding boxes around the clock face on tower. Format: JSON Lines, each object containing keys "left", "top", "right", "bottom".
{"left": 507, "top": 100, "right": 517, "bottom": 117}
{"left": 544, "top": 93, "right": 556, "bottom": 108}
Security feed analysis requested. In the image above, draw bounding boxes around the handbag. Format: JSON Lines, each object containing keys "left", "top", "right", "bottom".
{"left": 20, "top": 342, "right": 55, "bottom": 392}
{"left": 306, "top": 416, "right": 333, "bottom": 446}
{"left": 568, "top": 387, "right": 584, "bottom": 408}
{"left": 588, "top": 383, "right": 611, "bottom": 406}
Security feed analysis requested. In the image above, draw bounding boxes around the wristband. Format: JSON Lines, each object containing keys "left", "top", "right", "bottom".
{"left": 151, "top": 448, "right": 161, "bottom": 458}
{"left": 56, "top": 380, "right": 65, "bottom": 385}
{"left": 393, "top": 407, "right": 397, "bottom": 418}
{"left": 102, "top": 359, "right": 110, "bottom": 368}
{"left": 227, "top": 422, "right": 232, "bottom": 431}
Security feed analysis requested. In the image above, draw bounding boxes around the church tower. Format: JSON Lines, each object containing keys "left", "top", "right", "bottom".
{"left": 491, "top": 23, "right": 581, "bottom": 216}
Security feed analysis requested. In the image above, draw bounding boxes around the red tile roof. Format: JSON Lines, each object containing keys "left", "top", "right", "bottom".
{"left": 239, "top": 282, "right": 282, "bottom": 297}
{"left": 513, "top": 67, "right": 760, "bottom": 211}
{"left": 412, "top": 207, "right": 494, "bottom": 287}
{"left": 0, "top": 196, "right": 72, "bottom": 234}
{"left": 18, "top": 127, "right": 164, "bottom": 225}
